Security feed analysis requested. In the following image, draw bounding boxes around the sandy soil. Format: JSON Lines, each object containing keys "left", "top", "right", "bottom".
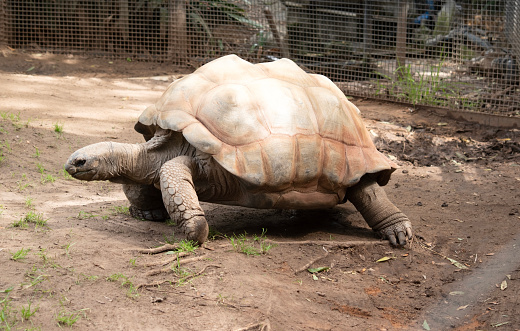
{"left": 0, "top": 51, "right": 519, "bottom": 331}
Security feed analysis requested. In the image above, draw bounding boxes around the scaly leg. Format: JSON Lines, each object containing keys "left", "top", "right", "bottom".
{"left": 159, "top": 156, "right": 209, "bottom": 245}
{"left": 122, "top": 184, "right": 169, "bottom": 221}
{"left": 346, "top": 176, "right": 412, "bottom": 246}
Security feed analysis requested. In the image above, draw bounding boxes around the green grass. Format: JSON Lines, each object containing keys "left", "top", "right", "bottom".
{"left": 25, "top": 197, "right": 34, "bottom": 209}
{"left": 0, "top": 287, "right": 15, "bottom": 330}
{"left": 37, "top": 248, "right": 60, "bottom": 268}
{"left": 40, "top": 174, "right": 56, "bottom": 184}
{"left": 62, "top": 242, "right": 75, "bottom": 257}
{"left": 0, "top": 111, "right": 28, "bottom": 130}
{"left": 374, "top": 59, "right": 463, "bottom": 108}
{"left": 228, "top": 229, "right": 275, "bottom": 256}
{"left": 56, "top": 309, "right": 87, "bottom": 327}
{"left": 76, "top": 211, "right": 97, "bottom": 219}
{"left": 106, "top": 273, "right": 139, "bottom": 299}
{"left": 61, "top": 166, "right": 73, "bottom": 180}
{"left": 32, "top": 147, "right": 40, "bottom": 159}
{"left": 53, "top": 122, "right": 64, "bottom": 137}
{"left": 13, "top": 211, "right": 48, "bottom": 229}
{"left": 16, "top": 174, "right": 30, "bottom": 192}
{"left": 112, "top": 205, "right": 130, "bottom": 216}
{"left": 36, "top": 163, "right": 45, "bottom": 174}
{"left": 20, "top": 302, "right": 38, "bottom": 322}
{"left": 11, "top": 248, "right": 30, "bottom": 261}
{"left": 177, "top": 239, "right": 198, "bottom": 253}
{"left": 170, "top": 256, "right": 197, "bottom": 286}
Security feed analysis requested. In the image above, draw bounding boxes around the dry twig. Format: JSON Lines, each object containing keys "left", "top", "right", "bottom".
{"left": 138, "top": 264, "right": 220, "bottom": 289}
{"left": 265, "top": 239, "right": 386, "bottom": 248}
{"left": 142, "top": 252, "right": 190, "bottom": 267}
{"left": 295, "top": 246, "right": 330, "bottom": 274}
{"left": 137, "top": 244, "right": 179, "bottom": 255}
{"left": 234, "top": 319, "right": 271, "bottom": 331}
{"left": 146, "top": 255, "right": 209, "bottom": 277}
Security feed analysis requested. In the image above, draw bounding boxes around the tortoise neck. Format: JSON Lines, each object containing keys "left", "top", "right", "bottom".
{"left": 116, "top": 137, "right": 196, "bottom": 185}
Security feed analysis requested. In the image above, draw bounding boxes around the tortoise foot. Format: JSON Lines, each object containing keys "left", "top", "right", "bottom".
{"left": 129, "top": 205, "right": 170, "bottom": 221}
{"left": 181, "top": 215, "right": 209, "bottom": 245}
{"left": 378, "top": 219, "right": 413, "bottom": 246}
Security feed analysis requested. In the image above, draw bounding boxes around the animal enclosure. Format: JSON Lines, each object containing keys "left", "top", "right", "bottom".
{"left": 1, "top": 0, "right": 519, "bottom": 117}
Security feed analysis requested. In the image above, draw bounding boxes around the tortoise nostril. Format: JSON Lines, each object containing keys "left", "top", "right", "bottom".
{"left": 75, "top": 159, "right": 86, "bottom": 167}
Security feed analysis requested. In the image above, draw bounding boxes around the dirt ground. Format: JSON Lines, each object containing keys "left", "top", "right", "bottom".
{"left": 0, "top": 51, "right": 519, "bottom": 331}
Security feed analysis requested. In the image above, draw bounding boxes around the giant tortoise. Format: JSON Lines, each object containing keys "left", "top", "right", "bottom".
{"left": 65, "top": 55, "right": 412, "bottom": 246}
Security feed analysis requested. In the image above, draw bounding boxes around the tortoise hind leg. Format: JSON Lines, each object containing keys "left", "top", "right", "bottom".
{"left": 346, "top": 175, "right": 412, "bottom": 246}
{"left": 159, "top": 156, "right": 209, "bottom": 245}
{"left": 122, "top": 184, "right": 169, "bottom": 221}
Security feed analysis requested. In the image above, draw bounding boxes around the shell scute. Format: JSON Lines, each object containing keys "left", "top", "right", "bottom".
{"left": 197, "top": 84, "right": 270, "bottom": 146}
{"left": 257, "top": 58, "right": 316, "bottom": 87}
{"left": 247, "top": 78, "right": 318, "bottom": 136}
{"left": 197, "top": 54, "right": 266, "bottom": 84}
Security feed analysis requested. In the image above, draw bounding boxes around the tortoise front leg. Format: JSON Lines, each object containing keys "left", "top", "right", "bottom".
{"left": 122, "top": 184, "right": 169, "bottom": 221}
{"left": 159, "top": 156, "right": 209, "bottom": 245}
{"left": 346, "top": 176, "right": 412, "bottom": 246}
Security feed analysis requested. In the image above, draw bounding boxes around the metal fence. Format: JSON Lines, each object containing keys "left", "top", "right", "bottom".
{"left": 2, "top": 0, "right": 519, "bottom": 117}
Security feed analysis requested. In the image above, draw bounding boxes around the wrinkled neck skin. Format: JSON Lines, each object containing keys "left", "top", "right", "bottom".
{"left": 108, "top": 138, "right": 193, "bottom": 185}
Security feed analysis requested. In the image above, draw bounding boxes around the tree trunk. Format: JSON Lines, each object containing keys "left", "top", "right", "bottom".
{"left": 168, "top": 0, "right": 187, "bottom": 64}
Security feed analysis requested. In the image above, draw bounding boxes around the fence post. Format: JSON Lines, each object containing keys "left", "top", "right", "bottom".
{"left": 168, "top": 0, "right": 188, "bottom": 64}
{"left": 0, "top": 0, "right": 6, "bottom": 51}
{"left": 396, "top": 0, "right": 410, "bottom": 76}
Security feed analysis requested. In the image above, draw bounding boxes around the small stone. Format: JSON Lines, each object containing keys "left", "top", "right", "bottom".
{"left": 441, "top": 202, "right": 448, "bottom": 207}
{"left": 174, "top": 196, "right": 183, "bottom": 205}
{"left": 417, "top": 202, "right": 423, "bottom": 206}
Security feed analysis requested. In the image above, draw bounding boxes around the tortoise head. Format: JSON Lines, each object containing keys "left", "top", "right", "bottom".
{"left": 65, "top": 142, "right": 123, "bottom": 181}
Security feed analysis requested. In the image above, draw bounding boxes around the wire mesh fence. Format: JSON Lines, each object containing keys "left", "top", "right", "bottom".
{"left": 2, "top": 0, "right": 519, "bottom": 117}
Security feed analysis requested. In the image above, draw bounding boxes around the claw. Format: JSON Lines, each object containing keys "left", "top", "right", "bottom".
{"left": 379, "top": 220, "right": 413, "bottom": 246}
{"left": 397, "top": 231, "right": 406, "bottom": 245}
{"left": 388, "top": 234, "right": 397, "bottom": 246}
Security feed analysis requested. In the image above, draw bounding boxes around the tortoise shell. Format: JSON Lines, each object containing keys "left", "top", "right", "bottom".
{"left": 137, "top": 55, "right": 396, "bottom": 195}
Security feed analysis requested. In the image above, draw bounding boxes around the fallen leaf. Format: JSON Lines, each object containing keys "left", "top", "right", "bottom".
{"left": 26, "top": 66, "right": 35, "bottom": 72}
{"left": 449, "top": 291, "right": 464, "bottom": 296}
{"left": 455, "top": 151, "right": 467, "bottom": 161}
{"left": 422, "top": 320, "right": 431, "bottom": 330}
{"left": 492, "top": 321, "right": 509, "bottom": 327}
{"left": 457, "top": 305, "right": 469, "bottom": 310}
{"left": 500, "top": 280, "right": 507, "bottom": 290}
{"left": 447, "top": 257, "right": 468, "bottom": 269}
{"left": 437, "top": 122, "right": 447, "bottom": 126}
{"left": 376, "top": 256, "right": 396, "bottom": 263}
{"left": 308, "top": 267, "right": 329, "bottom": 273}
{"left": 312, "top": 274, "right": 318, "bottom": 281}
{"left": 486, "top": 253, "right": 495, "bottom": 256}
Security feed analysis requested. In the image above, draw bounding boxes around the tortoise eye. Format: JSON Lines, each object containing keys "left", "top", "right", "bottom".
{"left": 74, "top": 159, "right": 86, "bottom": 167}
